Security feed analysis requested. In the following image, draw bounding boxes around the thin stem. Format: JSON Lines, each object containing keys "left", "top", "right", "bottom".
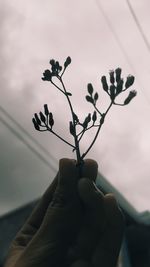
{"left": 81, "top": 101, "right": 113, "bottom": 159}
{"left": 50, "top": 76, "right": 82, "bottom": 164}
{"left": 114, "top": 102, "right": 125, "bottom": 106}
{"left": 46, "top": 126, "right": 75, "bottom": 149}
{"left": 78, "top": 130, "right": 85, "bottom": 142}
{"left": 77, "top": 124, "right": 99, "bottom": 140}
{"left": 105, "top": 101, "right": 113, "bottom": 114}
{"left": 60, "top": 67, "right": 66, "bottom": 78}
{"left": 93, "top": 104, "right": 102, "bottom": 116}
{"left": 38, "top": 129, "right": 47, "bottom": 132}
{"left": 59, "top": 77, "right": 82, "bottom": 164}
{"left": 51, "top": 80, "right": 65, "bottom": 95}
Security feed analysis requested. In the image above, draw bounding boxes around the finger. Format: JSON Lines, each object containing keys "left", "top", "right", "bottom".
{"left": 78, "top": 178, "right": 104, "bottom": 212}
{"left": 92, "top": 194, "right": 125, "bottom": 267}
{"left": 14, "top": 159, "right": 98, "bottom": 247}
{"left": 22, "top": 159, "right": 83, "bottom": 266}
{"left": 13, "top": 173, "right": 58, "bottom": 246}
{"left": 82, "top": 159, "right": 98, "bottom": 182}
{"left": 67, "top": 178, "right": 105, "bottom": 262}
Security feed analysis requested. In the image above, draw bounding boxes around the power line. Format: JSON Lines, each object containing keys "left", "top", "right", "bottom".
{"left": 96, "top": 0, "right": 139, "bottom": 72}
{"left": 125, "top": 0, "right": 150, "bottom": 53}
{"left": 0, "top": 113, "right": 56, "bottom": 173}
{"left": 0, "top": 106, "right": 55, "bottom": 160}
{"left": 95, "top": 0, "right": 150, "bottom": 106}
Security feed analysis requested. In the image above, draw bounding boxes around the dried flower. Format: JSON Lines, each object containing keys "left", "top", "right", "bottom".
{"left": 33, "top": 57, "right": 137, "bottom": 169}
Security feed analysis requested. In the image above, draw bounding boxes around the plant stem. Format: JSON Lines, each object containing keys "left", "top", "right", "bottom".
{"left": 51, "top": 81, "right": 65, "bottom": 95}
{"left": 46, "top": 126, "right": 75, "bottom": 149}
{"left": 81, "top": 101, "right": 113, "bottom": 159}
{"left": 114, "top": 102, "right": 125, "bottom": 106}
{"left": 59, "top": 77, "right": 82, "bottom": 166}
{"left": 93, "top": 104, "right": 102, "bottom": 116}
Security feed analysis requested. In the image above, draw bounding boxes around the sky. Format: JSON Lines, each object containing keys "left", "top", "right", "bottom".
{"left": 0, "top": 0, "right": 150, "bottom": 215}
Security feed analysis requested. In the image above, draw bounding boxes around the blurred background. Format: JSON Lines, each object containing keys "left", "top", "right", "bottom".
{"left": 0, "top": 0, "right": 150, "bottom": 216}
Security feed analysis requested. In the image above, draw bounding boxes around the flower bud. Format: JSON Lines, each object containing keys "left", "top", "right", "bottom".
{"left": 116, "top": 79, "right": 124, "bottom": 94}
{"left": 83, "top": 114, "right": 91, "bottom": 128}
{"left": 39, "top": 112, "right": 46, "bottom": 123}
{"left": 49, "top": 112, "right": 54, "bottom": 128}
{"left": 32, "top": 118, "right": 40, "bottom": 130}
{"left": 94, "top": 92, "right": 99, "bottom": 102}
{"left": 44, "top": 104, "right": 49, "bottom": 116}
{"left": 109, "top": 70, "right": 115, "bottom": 84}
{"left": 55, "top": 61, "right": 60, "bottom": 72}
{"left": 42, "top": 69, "right": 52, "bottom": 81}
{"left": 49, "top": 59, "right": 55, "bottom": 66}
{"left": 92, "top": 111, "right": 97, "bottom": 123}
{"left": 64, "top": 56, "right": 71, "bottom": 68}
{"left": 87, "top": 113, "right": 91, "bottom": 123}
{"left": 34, "top": 113, "right": 41, "bottom": 125}
{"left": 110, "top": 85, "right": 116, "bottom": 100}
{"left": 101, "top": 76, "right": 108, "bottom": 92}
{"left": 124, "top": 90, "right": 137, "bottom": 105}
{"left": 85, "top": 95, "right": 94, "bottom": 104}
{"left": 87, "top": 83, "right": 93, "bottom": 95}
{"left": 115, "top": 68, "right": 122, "bottom": 83}
{"left": 125, "top": 75, "right": 135, "bottom": 89}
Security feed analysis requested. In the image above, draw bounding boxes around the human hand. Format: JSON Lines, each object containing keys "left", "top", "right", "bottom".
{"left": 4, "top": 158, "right": 124, "bottom": 267}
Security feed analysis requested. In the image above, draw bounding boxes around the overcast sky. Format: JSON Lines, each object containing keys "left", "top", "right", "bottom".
{"left": 0, "top": 0, "right": 150, "bottom": 215}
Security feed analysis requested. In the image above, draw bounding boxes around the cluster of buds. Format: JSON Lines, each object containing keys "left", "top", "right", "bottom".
{"left": 100, "top": 68, "right": 137, "bottom": 104}
{"left": 42, "top": 57, "right": 71, "bottom": 81}
{"left": 32, "top": 104, "right": 54, "bottom": 131}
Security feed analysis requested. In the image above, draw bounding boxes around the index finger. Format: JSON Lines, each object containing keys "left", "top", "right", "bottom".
{"left": 14, "top": 173, "right": 58, "bottom": 244}
{"left": 92, "top": 194, "right": 124, "bottom": 267}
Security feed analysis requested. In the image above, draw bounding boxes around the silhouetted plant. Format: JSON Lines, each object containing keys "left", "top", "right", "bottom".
{"left": 32, "top": 57, "right": 137, "bottom": 170}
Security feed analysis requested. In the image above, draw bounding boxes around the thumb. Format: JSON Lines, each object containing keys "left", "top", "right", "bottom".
{"left": 78, "top": 178, "right": 104, "bottom": 209}
{"left": 78, "top": 178, "right": 106, "bottom": 230}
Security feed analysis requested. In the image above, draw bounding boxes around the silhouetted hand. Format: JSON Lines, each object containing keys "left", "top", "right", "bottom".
{"left": 4, "top": 158, "right": 124, "bottom": 267}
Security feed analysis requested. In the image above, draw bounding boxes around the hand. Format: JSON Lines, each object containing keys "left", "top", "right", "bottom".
{"left": 4, "top": 158, "right": 124, "bottom": 267}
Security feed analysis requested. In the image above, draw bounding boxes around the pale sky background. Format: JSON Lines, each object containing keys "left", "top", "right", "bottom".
{"left": 0, "top": 0, "right": 150, "bottom": 215}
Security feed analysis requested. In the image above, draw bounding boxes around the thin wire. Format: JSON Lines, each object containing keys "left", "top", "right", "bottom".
{"left": 95, "top": 0, "right": 135, "bottom": 71}
{"left": 126, "top": 0, "right": 150, "bottom": 52}
{"left": 0, "top": 115, "right": 56, "bottom": 173}
{"left": 95, "top": 0, "right": 150, "bottom": 106}
{"left": 0, "top": 106, "right": 56, "bottom": 160}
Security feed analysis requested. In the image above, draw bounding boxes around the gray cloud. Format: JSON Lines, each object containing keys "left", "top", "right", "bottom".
{"left": 0, "top": 0, "right": 150, "bottom": 214}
